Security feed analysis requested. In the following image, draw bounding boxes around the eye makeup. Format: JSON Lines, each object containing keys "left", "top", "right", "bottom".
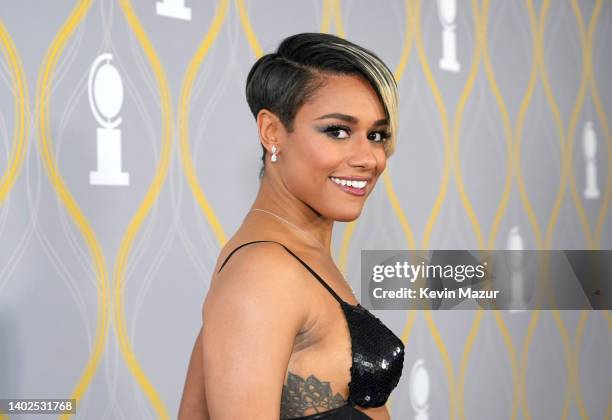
{"left": 320, "top": 124, "right": 351, "bottom": 139}
{"left": 317, "top": 124, "right": 391, "bottom": 143}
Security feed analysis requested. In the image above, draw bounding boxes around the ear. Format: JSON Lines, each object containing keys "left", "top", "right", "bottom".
{"left": 256, "top": 109, "right": 285, "bottom": 153}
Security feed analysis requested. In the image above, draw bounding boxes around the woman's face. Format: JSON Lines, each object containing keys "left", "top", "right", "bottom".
{"left": 278, "top": 74, "right": 390, "bottom": 222}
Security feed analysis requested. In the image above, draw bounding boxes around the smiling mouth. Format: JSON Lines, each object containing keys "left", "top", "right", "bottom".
{"left": 329, "top": 176, "right": 368, "bottom": 196}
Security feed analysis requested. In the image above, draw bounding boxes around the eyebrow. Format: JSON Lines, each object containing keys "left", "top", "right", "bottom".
{"left": 314, "top": 112, "right": 388, "bottom": 127}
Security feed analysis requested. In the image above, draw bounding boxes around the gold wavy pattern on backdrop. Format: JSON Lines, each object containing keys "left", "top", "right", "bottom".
{"left": 519, "top": 0, "right": 568, "bottom": 418}
{"left": 179, "top": 0, "right": 230, "bottom": 247}
{"left": 112, "top": 0, "right": 176, "bottom": 418}
{"left": 34, "top": 1, "right": 110, "bottom": 419}
{"left": 0, "top": 16, "right": 29, "bottom": 420}
{"left": 517, "top": 0, "right": 607, "bottom": 419}
{"left": 0, "top": 20, "right": 29, "bottom": 206}
{"left": 567, "top": 1, "right": 609, "bottom": 418}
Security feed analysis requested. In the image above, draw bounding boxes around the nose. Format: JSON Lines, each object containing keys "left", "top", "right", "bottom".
{"left": 347, "top": 135, "right": 377, "bottom": 169}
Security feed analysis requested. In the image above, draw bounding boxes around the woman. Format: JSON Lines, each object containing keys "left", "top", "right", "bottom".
{"left": 179, "top": 33, "right": 404, "bottom": 419}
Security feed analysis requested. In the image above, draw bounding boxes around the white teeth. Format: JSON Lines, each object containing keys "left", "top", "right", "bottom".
{"left": 330, "top": 177, "right": 368, "bottom": 189}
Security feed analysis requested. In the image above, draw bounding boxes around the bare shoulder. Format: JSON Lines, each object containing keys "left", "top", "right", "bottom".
{"left": 204, "top": 241, "right": 311, "bottom": 323}
{"left": 201, "top": 241, "right": 315, "bottom": 417}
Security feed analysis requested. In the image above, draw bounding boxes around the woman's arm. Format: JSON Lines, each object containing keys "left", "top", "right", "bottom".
{"left": 201, "top": 243, "right": 308, "bottom": 419}
{"left": 178, "top": 327, "right": 209, "bottom": 419}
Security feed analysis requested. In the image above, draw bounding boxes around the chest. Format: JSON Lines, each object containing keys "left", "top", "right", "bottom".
{"left": 281, "top": 297, "right": 355, "bottom": 417}
{"left": 285, "top": 293, "right": 405, "bottom": 408}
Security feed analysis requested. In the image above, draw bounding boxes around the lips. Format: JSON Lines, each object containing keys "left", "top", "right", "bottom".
{"left": 329, "top": 176, "right": 369, "bottom": 187}
{"left": 330, "top": 177, "right": 367, "bottom": 197}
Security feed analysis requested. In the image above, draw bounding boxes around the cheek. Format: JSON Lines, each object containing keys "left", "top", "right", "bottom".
{"left": 375, "top": 149, "right": 388, "bottom": 173}
{"left": 283, "top": 137, "right": 338, "bottom": 191}
{"left": 312, "top": 146, "right": 342, "bottom": 173}
{"left": 295, "top": 138, "right": 340, "bottom": 174}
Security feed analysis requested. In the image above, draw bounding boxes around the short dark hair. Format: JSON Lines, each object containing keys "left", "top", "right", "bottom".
{"left": 245, "top": 33, "right": 398, "bottom": 178}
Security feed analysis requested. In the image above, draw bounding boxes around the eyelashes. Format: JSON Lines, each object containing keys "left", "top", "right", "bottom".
{"left": 320, "top": 124, "right": 391, "bottom": 143}
{"left": 321, "top": 125, "right": 350, "bottom": 139}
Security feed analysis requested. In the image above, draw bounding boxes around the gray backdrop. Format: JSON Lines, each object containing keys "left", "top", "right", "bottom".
{"left": 0, "top": 0, "right": 611, "bottom": 419}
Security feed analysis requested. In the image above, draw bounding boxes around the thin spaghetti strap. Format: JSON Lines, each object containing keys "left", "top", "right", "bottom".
{"left": 275, "top": 243, "right": 346, "bottom": 306}
{"left": 216, "top": 240, "right": 346, "bottom": 305}
{"left": 217, "top": 240, "right": 272, "bottom": 273}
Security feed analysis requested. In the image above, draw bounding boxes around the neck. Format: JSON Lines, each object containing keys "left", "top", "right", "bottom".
{"left": 248, "top": 174, "right": 334, "bottom": 252}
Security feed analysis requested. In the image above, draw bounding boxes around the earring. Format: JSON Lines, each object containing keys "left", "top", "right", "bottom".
{"left": 271, "top": 145, "right": 278, "bottom": 163}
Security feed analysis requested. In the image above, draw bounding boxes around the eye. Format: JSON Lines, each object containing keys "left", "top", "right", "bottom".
{"left": 322, "top": 125, "right": 351, "bottom": 139}
{"left": 368, "top": 131, "right": 391, "bottom": 143}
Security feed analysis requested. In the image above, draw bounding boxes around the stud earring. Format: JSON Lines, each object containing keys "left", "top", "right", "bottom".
{"left": 271, "top": 145, "right": 278, "bottom": 162}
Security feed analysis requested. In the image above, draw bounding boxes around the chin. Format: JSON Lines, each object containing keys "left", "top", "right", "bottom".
{"left": 330, "top": 207, "right": 363, "bottom": 222}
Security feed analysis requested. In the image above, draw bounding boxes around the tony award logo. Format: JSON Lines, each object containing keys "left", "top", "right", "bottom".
{"left": 409, "top": 359, "right": 430, "bottom": 420}
{"left": 506, "top": 226, "right": 526, "bottom": 313}
{"left": 438, "top": 0, "right": 460, "bottom": 72}
{"left": 156, "top": 0, "right": 192, "bottom": 20}
{"left": 88, "top": 53, "right": 129, "bottom": 186}
{"left": 582, "top": 120, "right": 600, "bottom": 200}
